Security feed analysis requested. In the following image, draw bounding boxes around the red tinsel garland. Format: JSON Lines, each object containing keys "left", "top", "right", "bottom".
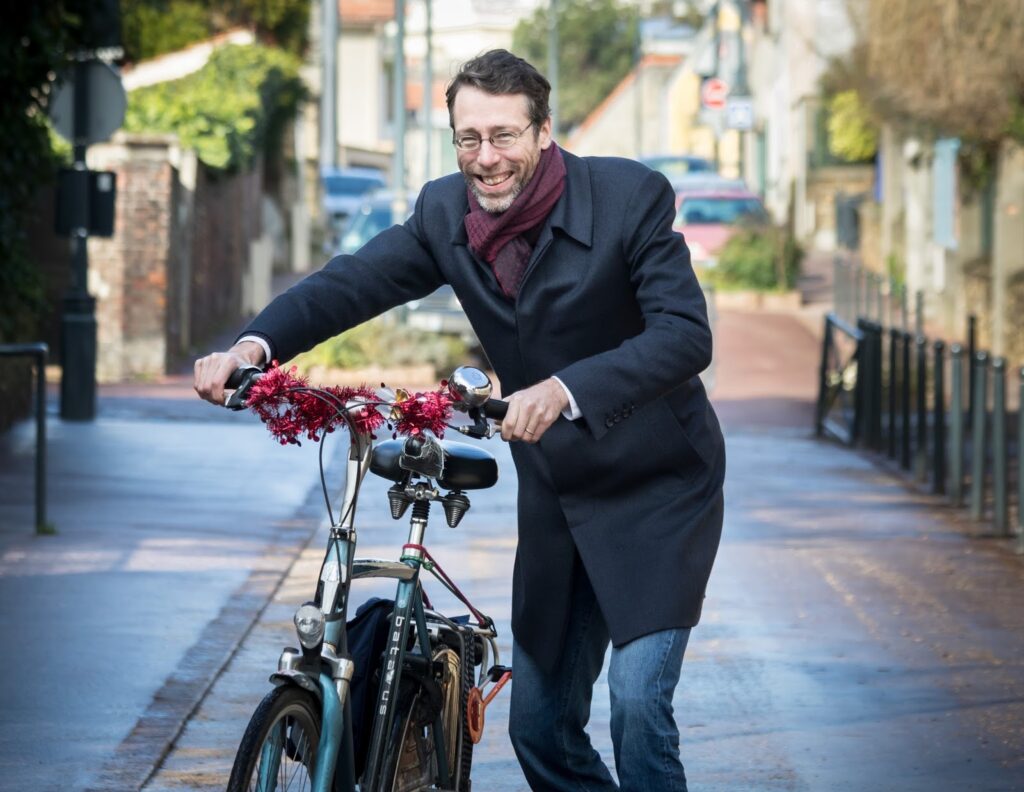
{"left": 244, "top": 363, "right": 454, "bottom": 445}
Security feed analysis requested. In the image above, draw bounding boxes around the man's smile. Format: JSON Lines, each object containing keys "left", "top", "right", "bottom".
{"left": 477, "top": 172, "right": 514, "bottom": 189}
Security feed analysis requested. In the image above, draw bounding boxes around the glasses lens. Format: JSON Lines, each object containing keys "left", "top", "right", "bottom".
{"left": 492, "top": 133, "right": 517, "bottom": 149}
{"left": 456, "top": 137, "right": 480, "bottom": 151}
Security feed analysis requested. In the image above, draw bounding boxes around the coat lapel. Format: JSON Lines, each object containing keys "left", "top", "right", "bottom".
{"left": 517, "top": 150, "right": 594, "bottom": 297}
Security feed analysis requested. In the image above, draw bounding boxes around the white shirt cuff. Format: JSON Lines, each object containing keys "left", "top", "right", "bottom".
{"left": 551, "top": 376, "right": 582, "bottom": 421}
{"left": 237, "top": 335, "right": 272, "bottom": 364}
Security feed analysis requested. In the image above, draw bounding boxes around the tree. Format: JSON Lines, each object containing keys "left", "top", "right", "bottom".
{"left": 512, "top": 0, "right": 639, "bottom": 133}
{"left": 827, "top": 89, "right": 877, "bottom": 162}
{"left": 120, "top": 0, "right": 312, "bottom": 63}
{"left": 0, "top": 5, "right": 89, "bottom": 345}
{"left": 848, "top": 0, "right": 1024, "bottom": 145}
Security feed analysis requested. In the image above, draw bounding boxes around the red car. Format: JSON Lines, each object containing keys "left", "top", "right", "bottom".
{"left": 673, "top": 189, "right": 769, "bottom": 269}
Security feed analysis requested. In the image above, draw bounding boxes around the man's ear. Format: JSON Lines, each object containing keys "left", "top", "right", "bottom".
{"left": 538, "top": 116, "right": 553, "bottom": 150}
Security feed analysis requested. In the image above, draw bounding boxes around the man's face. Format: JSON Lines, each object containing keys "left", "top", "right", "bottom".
{"left": 452, "top": 86, "right": 552, "bottom": 213}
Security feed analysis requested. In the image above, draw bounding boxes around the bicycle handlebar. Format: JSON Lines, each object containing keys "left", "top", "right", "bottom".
{"left": 221, "top": 363, "right": 508, "bottom": 435}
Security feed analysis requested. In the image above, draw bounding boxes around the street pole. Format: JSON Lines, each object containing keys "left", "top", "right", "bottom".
{"left": 548, "top": 0, "right": 559, "bottom": 135}
{"left": 392, "top": 0, "right": 407, "bottom": 223}
{"left": 61, "top": 56, "right": 98, "bottom": 420}
{"left": 423, "top": 0, "right": 433, "bottom": 181}
{"left": 320, "top": 0, "right": 338, "bottom": 173}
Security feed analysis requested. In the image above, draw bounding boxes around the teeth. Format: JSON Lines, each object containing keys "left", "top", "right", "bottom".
{"left": 482, "top": 174, "right": 508, "bottom": 186}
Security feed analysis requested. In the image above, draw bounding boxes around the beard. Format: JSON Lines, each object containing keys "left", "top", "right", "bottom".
{"left": 464, "top": 171, "right": 525, "bottom": 214}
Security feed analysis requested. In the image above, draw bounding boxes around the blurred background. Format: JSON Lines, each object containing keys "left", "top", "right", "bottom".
{"left": 1, "top": 0, "right": 1022, "bottom": 417}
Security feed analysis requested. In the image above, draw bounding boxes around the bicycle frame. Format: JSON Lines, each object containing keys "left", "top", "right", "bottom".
{"left": 263, "top": 420, "right": 500, "bottom": 792}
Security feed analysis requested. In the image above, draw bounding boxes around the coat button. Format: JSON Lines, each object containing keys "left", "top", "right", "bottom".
{"left": 605, "top": 417, "right": 615, "bottom": 428}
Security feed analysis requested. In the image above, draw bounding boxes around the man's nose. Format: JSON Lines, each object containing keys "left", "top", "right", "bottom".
{"left": 476, "top": 141, "right": 501, "bottom": 167}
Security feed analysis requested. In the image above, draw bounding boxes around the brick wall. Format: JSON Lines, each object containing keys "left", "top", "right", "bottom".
{"left": 82, "top": 132, "right": 264, "bottom": 382}
{"left": 89, "top": 136, "right": 176, "bottom": 381}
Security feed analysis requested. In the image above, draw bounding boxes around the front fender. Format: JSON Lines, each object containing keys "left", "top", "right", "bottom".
{"left": 269, "top": 669, "right": 322, "bottom": 700}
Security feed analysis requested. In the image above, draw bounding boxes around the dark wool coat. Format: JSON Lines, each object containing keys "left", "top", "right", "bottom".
{"left": 244, "top": 150, "right": 726, "bottom": 672}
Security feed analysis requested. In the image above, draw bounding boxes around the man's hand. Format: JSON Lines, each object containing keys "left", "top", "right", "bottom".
{"left": 193, "top": 341, "right": 266, "bottom": 405}
{"left": 501, "top": 378, "right": 569, "bottom": 443}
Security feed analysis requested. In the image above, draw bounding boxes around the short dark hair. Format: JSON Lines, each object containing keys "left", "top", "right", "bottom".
{"left": 445, "top": 49, "right": 551, "bottom": 130}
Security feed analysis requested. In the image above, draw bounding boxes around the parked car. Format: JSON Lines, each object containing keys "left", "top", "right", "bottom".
{"left": 673, "top": 189, "right": 769, "bottom": 268}
{"left": 321, "top": 166, "right": 386, "bottom": 221}
{"left": 340, "top": 191, "right": 478, "bottom": 346}
{"left": 670, "top": 173, "right": 747, "bottom": 200}
{"left": 338, "top": 190, "right": 417, "bottom": 255}
{"left": 639, "top": 154, "right": 715, "bottom": 181}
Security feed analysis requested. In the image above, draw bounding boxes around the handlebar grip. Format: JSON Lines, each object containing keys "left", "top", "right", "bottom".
{"left": 226, "top": 364, "right": 262, "bottom": 390}
{"left": 482, "top": 399, "right": 508, "bottom": 420}
{"left": 224, "top": 365, "right": 264, "bottom": 410}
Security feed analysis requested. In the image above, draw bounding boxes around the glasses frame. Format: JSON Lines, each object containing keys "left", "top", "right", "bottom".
{"left": 452, "top": 122, "right": 536, "bottom": 152}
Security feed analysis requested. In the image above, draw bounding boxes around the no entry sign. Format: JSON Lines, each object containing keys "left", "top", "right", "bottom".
{"left": 701, "top": 77, "right": 729, "bottom": 111}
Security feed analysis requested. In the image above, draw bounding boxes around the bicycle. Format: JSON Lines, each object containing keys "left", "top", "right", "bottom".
{"left": 222, "top": 364, "right": 512, "bottom": 792}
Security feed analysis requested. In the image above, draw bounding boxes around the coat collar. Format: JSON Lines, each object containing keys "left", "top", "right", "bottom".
{"left": 449, "top": 147, "right": 594, "bottom": 249}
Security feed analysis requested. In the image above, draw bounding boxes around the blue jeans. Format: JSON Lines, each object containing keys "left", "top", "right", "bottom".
{"left": 508, "top": 570, "right": 691, "bottom": 791}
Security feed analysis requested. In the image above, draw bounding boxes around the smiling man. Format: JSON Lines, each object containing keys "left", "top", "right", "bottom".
{"left": 195, "top": 50, "right": 725, "bottom": 791}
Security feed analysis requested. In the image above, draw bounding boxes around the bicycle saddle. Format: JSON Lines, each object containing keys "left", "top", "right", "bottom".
{"left": 370, "top": 439, "right": 498, "bottom": 490}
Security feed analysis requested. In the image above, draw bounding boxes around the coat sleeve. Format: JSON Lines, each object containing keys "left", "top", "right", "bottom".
{"left": 552, "top": 169, "right": 712, "bottom": 441}
{"left": 240, "top": 189, "right": 446, "bottom": 363}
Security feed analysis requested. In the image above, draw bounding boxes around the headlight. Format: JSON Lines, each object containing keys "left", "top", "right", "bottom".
{"left": 294, "top": 602, "right": 325, "bottom": 650}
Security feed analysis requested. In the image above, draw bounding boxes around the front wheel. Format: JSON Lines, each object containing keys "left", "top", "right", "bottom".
{"left": 226, "top": 684, "right": 322, "bottom": 792}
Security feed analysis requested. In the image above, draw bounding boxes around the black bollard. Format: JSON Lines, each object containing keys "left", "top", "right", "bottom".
{"left": 872, "top": 323, "right": 885, "bottom": 451}
{"left": 992, "top": 358, "right": 1008, "bottom": 537}
{"left": 901, "top": 331, "right": 912, "bottom": 470}
{"left": 932, "top": 341, "right": 946, "bottom": 495}
{"left": 967, "top": 315, "right": 977, "bottom": 427}
{"left": 888, "top": 328, "right": 900, "bottom": 459}
{"left": 1018, "top": 367, "right": 1024, "bottom": 553}
{"left": 915, "top": 335, "right": 928, "bottom": 481}
{"left": 970, "top": 352, "right": 989, "bottom": 523}
{"left": 950, "top": 344, "right": 965, "bottom": 507}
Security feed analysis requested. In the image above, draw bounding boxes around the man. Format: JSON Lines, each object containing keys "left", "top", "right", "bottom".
{"left": 195, "top": 49, "right": 724, "bottom": 791}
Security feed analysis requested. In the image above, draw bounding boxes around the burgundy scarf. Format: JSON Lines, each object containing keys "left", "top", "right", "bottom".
{"left": 464, "top": 142, "right": 566, "bottom": 299}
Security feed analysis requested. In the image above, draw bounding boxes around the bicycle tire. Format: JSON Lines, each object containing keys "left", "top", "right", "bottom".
{"left": 376, "top": 634, "right": 476, "bottom": 792}
{"left": 377, "top": 681, "right": 437, "bottom": 792}
{"left": 226, "top": 684, "right": 322, "bottom": 792}
{"left": 454, "top": 635, "right": 475, "bottom": 790}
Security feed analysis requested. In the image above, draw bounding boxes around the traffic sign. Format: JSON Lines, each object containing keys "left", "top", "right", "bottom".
{"left": 49, "top": 61, "right": 126, "bottom": 146}
{"left": 726, "top": 96, "right": 754, "bottom": 131}
{"left": 701, "top": 77, "right": 729, "bottom": 111}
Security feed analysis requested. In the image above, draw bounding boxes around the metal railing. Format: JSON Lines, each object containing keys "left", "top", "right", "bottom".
{"left": 825, "top": 257, "right": 1022, "bottom": 543}
{"left": 0, "top": 343, "right": 49, "bottom": 533}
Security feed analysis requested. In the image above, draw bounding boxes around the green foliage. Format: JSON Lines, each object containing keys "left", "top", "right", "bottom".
{"left": 121, "top": 1, "right": 210, "bottom": 62}
{"left": 124, "top": 43, "right": 305, "bottom": 171}
{"left": 512, "top": 0, "right": 638, "bottom": 132}
{"left": 120, "top": 0, "right": 311, "bottom": 62}
{"left": 885, "top": 253, "right": 905, "bottom": 288}
{"left": 292, "top": 318, "right": 470, "bottom": 376}
{"left": 0, "top": 4, "right": 90, "bottom": 346}
{"left": 827, "top": 90, "right": 878, "bottom": 163}
{"left": 714, "top": 227, "right": 803, "bottom": 291}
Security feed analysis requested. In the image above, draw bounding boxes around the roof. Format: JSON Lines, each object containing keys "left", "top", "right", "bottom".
{"left": 339, "top": 0, "right": 393, "bottom": 24}
{"left": 121, "top": 28, "right": 255, "bottom": 90}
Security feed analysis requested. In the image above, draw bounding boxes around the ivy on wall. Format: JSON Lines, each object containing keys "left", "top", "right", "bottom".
{"left": 124, "top": 43, "right": 305, "bottom": 172}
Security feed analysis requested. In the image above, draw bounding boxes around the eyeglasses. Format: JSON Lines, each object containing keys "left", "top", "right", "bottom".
{"left": 452, "top": 123, "right": 535, "bottom": 152}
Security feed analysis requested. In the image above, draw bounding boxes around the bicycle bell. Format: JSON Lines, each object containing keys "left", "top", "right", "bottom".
{"left": 448, "top": 366, "right": 493, "bottom": 409}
